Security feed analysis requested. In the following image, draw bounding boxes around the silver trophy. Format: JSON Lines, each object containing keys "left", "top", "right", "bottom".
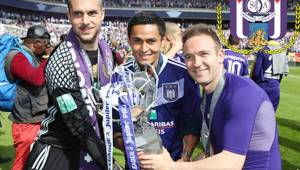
{"left": 129, "top": 64, "right": 162, "bottom": 154}
{"left": 92, "top": 64, "right": 163, "bottom": 155}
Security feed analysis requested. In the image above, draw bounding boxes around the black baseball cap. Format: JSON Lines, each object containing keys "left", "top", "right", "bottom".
{"left": 22, "top": 25, "right": 50, "bottom": 40}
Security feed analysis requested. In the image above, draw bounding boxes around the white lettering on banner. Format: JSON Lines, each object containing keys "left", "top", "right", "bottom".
{"left": 105, "top": 112, "right": 112, "bottom": 128}
{"left": 69, "top": 44, "right": 101, "bottom": 166}
{"left": 122, "top": 105, "right": 128, "bottom": 118}
{"left": 71, "top": 46, "right": 94, "bottom": 119}
{"left": 69, "top": 46, "right": 94, "bottom": 119}
{"left": 103, "top": 88, "right": 113, "bottom": 170}
{"left": 77, "top": 71, "right": 86, "bottom": 87}
{"left": 123, "top": 121, "right": 134, "bottom": 144}
{"left": 120, "top": 102, "right": 139, "bottom": 169}
{"left": 150, "top": 121, "right": 175, "bottom": 128}
{"left": 129, "top": 151, "right": 138, "bottom": 169}
{"left": 121, "top": 105, "right": 134, "bottom": 144}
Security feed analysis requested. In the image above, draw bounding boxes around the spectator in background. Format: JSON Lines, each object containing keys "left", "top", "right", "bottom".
{"left": 7, "top": 25, "right": 50, "bottom": 170}
{"left": 251, "top": 39, "right": 289, "bottom": 111}
{"left": 111, "top": 39, "right": 125, "bottom": 66}
{"left": 161, "top": 22, "right": 185, "bottom": 63}
{"left": 223, "top": 34, "right": 249, "bottom": 76}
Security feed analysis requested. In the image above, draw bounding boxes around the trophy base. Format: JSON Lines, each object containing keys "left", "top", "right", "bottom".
{"left": 135, "top": 125, "right": 162, "bottom": 154}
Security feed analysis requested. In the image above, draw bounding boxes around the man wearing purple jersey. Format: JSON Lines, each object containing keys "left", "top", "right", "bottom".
{"left": 139, "top": 24, "right": 281, "bottom": 170}
{"left": 113, "top": 12, "right": 201, "bottom": 164}
{"left": 224, "top": 34, "right": 249, "bottom": 76}
{"left": 251, "top": 40, "right": 288, "bottom": 111}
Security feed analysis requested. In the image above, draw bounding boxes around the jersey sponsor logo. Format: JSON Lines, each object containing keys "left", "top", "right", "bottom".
{"left": 150, "top": 121, "right": 175, "bottom": 134}
{"left": 162, "top": 83, "right": 179, "bottom": 101}
{"left": 149, "top": 110, "right": 157, "bottom": 120}
{"left": 150, "top": 121, "right": 175, "bottom": 129}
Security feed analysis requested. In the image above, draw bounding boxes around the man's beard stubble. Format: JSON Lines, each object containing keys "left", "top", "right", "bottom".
{"left": 76, "top": 26, "right": 100, "bottom": 44}
{"left": 79, "top": 34, "right": 98, "bottom": 44}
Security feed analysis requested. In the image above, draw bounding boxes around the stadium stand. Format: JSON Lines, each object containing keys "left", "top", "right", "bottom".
{"left": 0, "top": 0, "right": 299, "bottom": 53}
{"left": 29, "top": 0, "right": 227, "bottom": 9}
{"left": 29, "top": 0, "right": 297, "bottom": 11}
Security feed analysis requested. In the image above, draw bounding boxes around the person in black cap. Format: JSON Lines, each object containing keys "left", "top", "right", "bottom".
{"left": 6, "top": 24, "right": 50, "bottom": 170}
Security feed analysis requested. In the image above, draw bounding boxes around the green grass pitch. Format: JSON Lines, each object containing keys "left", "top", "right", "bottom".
{"left": 1, "top": 67, "right": 300, "bottom": 170}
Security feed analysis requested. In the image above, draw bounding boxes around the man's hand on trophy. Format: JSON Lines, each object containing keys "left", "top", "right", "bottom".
{"left": 138, "top": 147, "right": 174, "bottom": 170}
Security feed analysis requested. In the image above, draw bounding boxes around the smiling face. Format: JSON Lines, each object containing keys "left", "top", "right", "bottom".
{"left": 128, "top": 24, "right": 163, "bottom": 68}
{"left": 183, "top": 33, "right": 224, "bottom": 92}
{"left": 67, "top": 0, "right": 104, "bottom": 45}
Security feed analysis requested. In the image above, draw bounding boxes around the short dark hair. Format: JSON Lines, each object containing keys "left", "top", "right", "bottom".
{"left": 127, "top": 11, "right": 166, "bottom": 38}
{"left": 182, "top": 24, "right": 221, "bottom": 50}
{"left": 228, "top": 34, "right": 240, "bottom": 46}
{"left": 65, "top": 0, "right": 103, "bottom": 10}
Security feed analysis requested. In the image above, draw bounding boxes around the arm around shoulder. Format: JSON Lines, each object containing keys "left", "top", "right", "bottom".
{"left": 173, "top": 150, "right": 245, "bottom": 170}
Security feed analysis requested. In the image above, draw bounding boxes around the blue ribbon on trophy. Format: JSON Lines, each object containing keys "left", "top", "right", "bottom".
{"left": 118, "top": 94, "right": 140, "bottom": 170}
{"left": 85, "top": 84, "right": 115, "bottom": 170}
{"left": 99, "top": 64, "right": 162, "bottom": 170}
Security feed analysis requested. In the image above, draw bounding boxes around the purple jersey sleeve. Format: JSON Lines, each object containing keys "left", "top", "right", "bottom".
{"left": 208, "top": 73, "right": 280, "bottom": 169}
{"left": 219, "top": 76, "right": 264, "bottom": 154}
